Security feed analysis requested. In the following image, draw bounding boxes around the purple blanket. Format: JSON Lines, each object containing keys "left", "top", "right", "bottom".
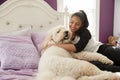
{"left": 0, "top": 68, "right": 37, "bottom": 80}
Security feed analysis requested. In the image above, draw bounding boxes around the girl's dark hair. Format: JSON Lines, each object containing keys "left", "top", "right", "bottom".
{"left": 71, "top": 10, "right": 89, "bottom": 35}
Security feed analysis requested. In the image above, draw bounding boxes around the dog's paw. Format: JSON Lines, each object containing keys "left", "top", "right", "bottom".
{"left": 101, "top": 59, "right": 114, "bottom": 65}
{"left": 106, "top": 60, "right": 114, "bottom": 65}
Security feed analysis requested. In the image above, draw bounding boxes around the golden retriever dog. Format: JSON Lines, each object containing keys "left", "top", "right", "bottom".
{"left": 35, "top": 25, "right": 120, "bottom": 80}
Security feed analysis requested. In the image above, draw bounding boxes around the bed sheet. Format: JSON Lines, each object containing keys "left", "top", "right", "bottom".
{"left": 0, "top": 68, "right": 37, "bottom": 80}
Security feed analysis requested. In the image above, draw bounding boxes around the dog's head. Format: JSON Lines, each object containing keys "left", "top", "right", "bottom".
{"left": 51, "top": 26, "right": 72, "bottom": 43}
{"left": 41, "top": 25, "right": 72, "bottom": 49}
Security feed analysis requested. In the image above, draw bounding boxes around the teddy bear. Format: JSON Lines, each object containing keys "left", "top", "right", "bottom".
{"left": 108, "top": 36, "right": 120, "bottom": 48}
{"left": 108, "top": 36, "right": 119, "bottom": 46}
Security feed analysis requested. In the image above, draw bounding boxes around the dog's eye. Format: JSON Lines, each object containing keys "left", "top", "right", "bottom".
{"left": 57, "top": 30, "right": 60, "bottom": 33}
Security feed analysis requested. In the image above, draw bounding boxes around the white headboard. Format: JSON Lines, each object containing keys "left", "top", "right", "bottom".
{"left": 0, "top": 0, "right": 69, "bottom": 34}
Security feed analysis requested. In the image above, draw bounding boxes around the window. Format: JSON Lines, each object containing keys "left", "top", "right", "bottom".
{"left": 57, "top": 0, "right": 100, "bottom": 40}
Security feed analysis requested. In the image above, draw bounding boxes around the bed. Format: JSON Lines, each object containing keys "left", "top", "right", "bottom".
{"left": 0, "top": 0, "right": 69, "bottom": 80}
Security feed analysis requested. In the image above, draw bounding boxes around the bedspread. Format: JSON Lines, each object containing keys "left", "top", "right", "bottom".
{"left": 0, "top": 68, "right": 37, "bottom": 80}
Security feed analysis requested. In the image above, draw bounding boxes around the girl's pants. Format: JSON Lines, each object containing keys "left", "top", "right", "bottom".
{"left": 90, "top": 44, "right": 120, "bottom": 72}
{"left": 97, "top": 44, "right": 120, "bottom": 66}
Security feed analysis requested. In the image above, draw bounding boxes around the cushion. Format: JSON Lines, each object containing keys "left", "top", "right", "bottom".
{"left": 31, "top": 32, "right": 46, "bottom": 55}
{"left": 117, "top": 38, "right": 120, "bottom": 48}
{"left": 0, "top": 28, "right": 40, "bottom": 70}
{"left": 3, "top": 27, "right": 31, "bottom": 37}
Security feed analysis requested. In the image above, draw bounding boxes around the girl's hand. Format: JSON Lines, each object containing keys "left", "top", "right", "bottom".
{"left": 49, "top": 44, "right": 61, "bottom": 48}
{"left": 45, "top": 44, "right": 57, "bottom": 48}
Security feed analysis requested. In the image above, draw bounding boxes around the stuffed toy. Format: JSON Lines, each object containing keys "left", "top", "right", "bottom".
{"left": 108, "top": 36, "right": 118, "bottom": 46}
{"left": 108, "top": 36, "right": 120, "bottom": 48}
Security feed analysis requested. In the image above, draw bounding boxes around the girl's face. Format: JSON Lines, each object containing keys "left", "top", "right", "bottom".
{"left": 69, "top": 16, "right": 82, "bottom": 33}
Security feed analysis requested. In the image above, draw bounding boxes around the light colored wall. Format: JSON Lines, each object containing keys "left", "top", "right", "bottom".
{"left": 114, "top": 0, "right": 120, "bottom": 36}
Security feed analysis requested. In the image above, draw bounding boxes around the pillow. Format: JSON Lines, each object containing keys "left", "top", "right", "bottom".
{"left": 0, "top": 28, "right": 40, "bottom": 70}
{"left": 117, "top": 38, "right": 120, "bottom": 48}
{"left": 3, "top": 27, "right": 31, "bottom": 37}
{"left": 31, "top": 32, "right": 46, "bottom": 55}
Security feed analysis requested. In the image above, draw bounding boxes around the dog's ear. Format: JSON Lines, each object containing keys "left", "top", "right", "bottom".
{"left": 41, "top": 33, "right": 52, "bottom": 50}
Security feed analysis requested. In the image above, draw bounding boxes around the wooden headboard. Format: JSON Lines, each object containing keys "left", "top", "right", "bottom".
{"left": 0, "top": 0, "right": 69, "bottom": 34}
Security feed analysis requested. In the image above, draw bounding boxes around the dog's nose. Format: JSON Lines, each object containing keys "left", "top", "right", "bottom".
{"left": 64, "top": 31, "right": 68, "bottom": 34}
{"left": 64, "top": 31, "right": 69, "bottom": 40}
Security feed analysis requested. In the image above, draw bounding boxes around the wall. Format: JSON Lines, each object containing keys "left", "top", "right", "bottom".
{"left": 44, "top": 0, "right": 57, "bottom": 10}
{"left": 114, "top": 0, "right": 120, "bottom": 36}
{"left": 0, "top": 0, "right": 6, "bottom": 5}
{"left": 99, "top": 0, "right": 114, "bottom": 43}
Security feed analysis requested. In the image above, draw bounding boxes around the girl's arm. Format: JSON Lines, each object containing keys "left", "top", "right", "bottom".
{"left": 53, "top": 43, "right": 76, "bottom": 52}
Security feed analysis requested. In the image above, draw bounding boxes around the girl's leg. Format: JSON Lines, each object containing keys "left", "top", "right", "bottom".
{"left": 90, "top": 61, "right": 120, "bottom": 72}
{"left": 97, "top": 44, "right": 120, "bottom": 66}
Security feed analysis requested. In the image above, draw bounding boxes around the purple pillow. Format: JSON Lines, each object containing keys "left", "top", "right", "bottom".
{"left": 0, "top": 29, "right": 40, "bottom": 70}
{"left": 31, "top": 32, "right": 46, "bottom": 55}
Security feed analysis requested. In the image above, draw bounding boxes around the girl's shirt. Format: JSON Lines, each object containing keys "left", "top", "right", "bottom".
{"left": 72, "top": 29, "right": 102, "bottom": 52}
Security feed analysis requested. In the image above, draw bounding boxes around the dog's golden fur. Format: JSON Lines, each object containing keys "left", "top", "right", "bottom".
{"left": 35, "top": 25, "right": 120, "bottom": 80}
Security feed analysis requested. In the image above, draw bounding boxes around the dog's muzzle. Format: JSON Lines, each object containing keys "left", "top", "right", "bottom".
{"left": 64, "top": 31, "right": 69, "bottom": 40}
